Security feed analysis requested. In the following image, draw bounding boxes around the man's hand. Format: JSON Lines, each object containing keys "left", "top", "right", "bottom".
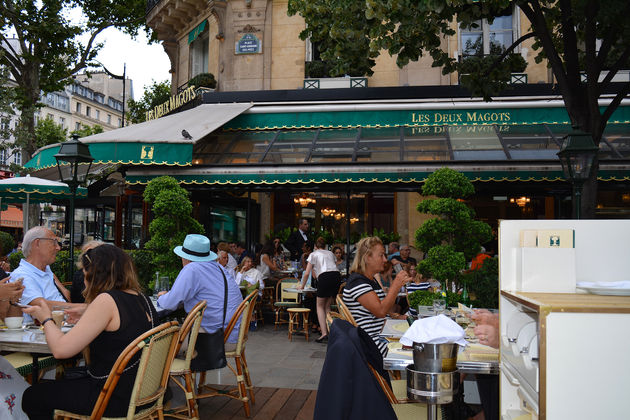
{"left": 470, "top": 309, "right": 499, "bottom": 328}
{"left": 64, "top": 304, "right": 88, "bottom": 324}
{"left": 474, "top": 324, "right": 499, "bottom": 349}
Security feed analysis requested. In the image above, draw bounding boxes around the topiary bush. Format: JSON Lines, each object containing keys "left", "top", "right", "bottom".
{"left": 126, "top": 249, "right": 155, "bottom": 293}
{"left": 188, "top": 73, "right": 216, "bottom": 89}
{"left": 143, "top": 176, "right": 204, "bottom": 282}
{"left": 0, "top": 232, "right": 15, "bottom": 256}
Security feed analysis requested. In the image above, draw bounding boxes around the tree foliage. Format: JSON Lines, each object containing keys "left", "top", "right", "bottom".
{"left": 34, "top": 117, "right": 67, "bottom": 148}
{"left": 290, "top": 0, "right": 630, "bottom": 217}
{"left": 126, "top": 80, "right": 171, "bottom": 124}
{"left": 70, "top": 124, "right": 103, "bottom": 138}
{"left": 0, "top": 0, "right": 148, "bottom": 160}
{"left": 143, "top": 176, "right": 204, "bottom": 281}
{"left": 415, "top": 168, "right": 492, "bottom": 290}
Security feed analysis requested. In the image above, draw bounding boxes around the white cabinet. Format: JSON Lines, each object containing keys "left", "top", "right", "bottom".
{"left": 499, "top": 220, "right": 630, "bottom": 420}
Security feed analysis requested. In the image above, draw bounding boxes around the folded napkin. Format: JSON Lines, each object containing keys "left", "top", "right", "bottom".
{"left": 576, "top": 281, "right": 630, "bottom": 289}
{"left": 400, "top": 314, "right": 467, "bottom": 347}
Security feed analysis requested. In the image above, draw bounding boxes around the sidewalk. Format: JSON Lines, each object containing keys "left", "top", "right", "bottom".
{"left": 201, "top": 323, "right": 326, "bottom": 390}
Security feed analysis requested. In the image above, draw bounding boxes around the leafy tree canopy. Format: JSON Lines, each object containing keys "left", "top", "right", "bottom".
{"left": 71, "top": 124, "right": 103, "bottom": 138}
{"left": 0, "top": 0, "right": 149, "bottom": 159}
{"left": 126, "top": 80, "right": 171, "bottom": 124}
{"left": 34, "top": 117, "right": 67, "bottom": 148}
{"left": 289, "top": 0, "right": 630, "bottom": 217}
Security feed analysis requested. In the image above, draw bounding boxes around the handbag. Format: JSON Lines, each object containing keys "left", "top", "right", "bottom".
{"left": 190, "top": 266, "right": 228, "bottom": 371}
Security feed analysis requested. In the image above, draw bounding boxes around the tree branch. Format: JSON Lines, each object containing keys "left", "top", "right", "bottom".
{"left": 486, "top": 32, "right": 535, "bottom": 71}
{"left": 599, "top": 47, "right": 630, "bottom": 88}
{"left": 69, "top": 22, "right": 112, "bottom": 74}
{"left": 559, "top": 0, "right": 580, "bottom": 86}
{"left": 599, "top": 82, "right": 630, "bottom": 137}
{"left": 0, "top": 33, "right": 24, "bottom": 78}
{"left": 584, "top": 0, "right": 601, "bottom": 118}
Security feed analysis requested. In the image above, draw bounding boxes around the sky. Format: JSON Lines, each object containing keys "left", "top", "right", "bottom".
{"left": 88, "top": 27, "right": 171, "bottom": 100}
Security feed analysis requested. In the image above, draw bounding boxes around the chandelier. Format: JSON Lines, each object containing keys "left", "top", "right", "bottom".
{"left": 321, "top": 208, "right": 336, "bottom": 217}
{"left": 293, "top": 193, "right": 316, "bottom": 207}
{"left": 510, "top": 196, "right": 531, "bottom": 207}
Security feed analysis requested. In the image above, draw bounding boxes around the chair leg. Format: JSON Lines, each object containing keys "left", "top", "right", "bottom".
{"left": 274, "top": 309, "right": 280, "bottom": 330}
{"left": 184, "top": 371, "right": 199, "bottom": 419}
{"left": 235, "top": 355, "right": 251, "bottom": 417}
{"left": 241, "top": 353, "right": 255, "bottom": 405}
{"left": 197, "top": 371, "right": 207, "bottom": 394}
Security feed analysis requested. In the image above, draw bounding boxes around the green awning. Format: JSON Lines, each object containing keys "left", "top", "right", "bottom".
{"left": 224, "top": 105, "right": 630, "bottom": 131}
{"left": 188, "top": 20, "right": 207, "bottom": 44}
{"left": 25, "top": 142, "right": 193, "bottom": 171}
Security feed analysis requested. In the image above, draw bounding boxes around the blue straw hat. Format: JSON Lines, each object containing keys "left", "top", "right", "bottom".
{"left": 173, "top": 234, "right": 218, "bottom": 262}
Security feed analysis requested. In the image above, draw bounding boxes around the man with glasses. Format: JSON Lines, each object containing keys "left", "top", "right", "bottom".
{"left": 13, "top": 227, "right": 80, "bottom": 322}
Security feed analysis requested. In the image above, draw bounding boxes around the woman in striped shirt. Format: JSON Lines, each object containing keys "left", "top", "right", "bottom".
{"left": 343, "top": 237, "right": 411, "bottom": 357}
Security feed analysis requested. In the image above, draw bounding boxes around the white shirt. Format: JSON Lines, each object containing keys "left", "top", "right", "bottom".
{"left": 226, "top": 253, "right": 238, "bottom": 271}
{"left": 307, "top": 249, "right": 338, "bottom": 278}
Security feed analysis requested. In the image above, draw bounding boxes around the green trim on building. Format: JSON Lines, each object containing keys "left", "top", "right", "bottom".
{"left": 26, "top": 142, "right": 193, "bottom": 170}
{"left": 223, "top": 105, "right": 630, "bottom": 131}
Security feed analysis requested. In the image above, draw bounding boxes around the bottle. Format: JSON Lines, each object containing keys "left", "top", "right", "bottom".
{"left": 461, "top": 285, "right": 470, "bottom": 307}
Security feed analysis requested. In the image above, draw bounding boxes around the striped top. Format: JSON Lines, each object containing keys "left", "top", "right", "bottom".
{"left": 343, "top": 273, "right": 388, "bottom": 357}
{"left": 406, "top": 281, "right": 431, "bottom": 316}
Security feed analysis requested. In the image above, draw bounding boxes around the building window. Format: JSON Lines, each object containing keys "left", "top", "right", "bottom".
{"left": 58, "top": 96, "right": 69, "bottom": 112}
{"left": 95, "top": 110, "right": 100, "bottom": 120}
{"left": 0, "top": 118, "right": 9, "bottom": 132}
{"left": 13, "top": 150, "right": 21, "bottom": 165}
{"left": 190, "top": 30, "right": 209, "bottom": 78}
{"left": 75, "top": 122, "right": 81, "bottom": 130}
{"left": 460, "top": 10, "right": 516, "bottom": 58}
{"left": 59, "top": 117, "right": 66, "bottom": 128}
{"left": 107, "top": 114, "right": 111, "bottom": 124}
{"left": 118, "top": 118, "right": 122, "bottom": 127}
{"left": 76, "top": 102, "right": 81, "bottom": 113}
{"left": 47, "top": 113, "right": 54, "bottom": 120}
{"left": 0, "top": 150, "right": 6, "bottom": 166}
{"left": 86, "top": 106, "right": 91, "bottom": 117}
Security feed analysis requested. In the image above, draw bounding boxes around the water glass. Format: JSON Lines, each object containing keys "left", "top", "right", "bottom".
{"left": 433, "top": 299, "right": 446, "bottom": 315}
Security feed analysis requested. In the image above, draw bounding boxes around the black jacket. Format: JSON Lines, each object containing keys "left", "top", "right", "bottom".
{"left": 284, "top": 230, "right": 310, "bottom": 261}
{"left": 314, "top": 319, "right": 396, "bottom": 420}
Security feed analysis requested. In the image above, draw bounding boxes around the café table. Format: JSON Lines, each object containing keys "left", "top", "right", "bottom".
{"left": 0, "top": 326, "right": 61, "bottom": 382}
{"left": 283, "top": 286, "right": 317, "bottom": 294}
{"left": 380, "top": 318, "right": 499, "bottom": 375}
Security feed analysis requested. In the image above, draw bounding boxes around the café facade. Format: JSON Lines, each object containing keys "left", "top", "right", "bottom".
{"left": 25, "top": 86, "right": 630, "bottom": 249}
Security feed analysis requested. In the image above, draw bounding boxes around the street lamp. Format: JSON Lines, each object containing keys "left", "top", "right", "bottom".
{"left": 556, "top": 128, "right": 598, "bottom": 219}
{"left": 55, "top": 134, "right": 94, "bottom": 281}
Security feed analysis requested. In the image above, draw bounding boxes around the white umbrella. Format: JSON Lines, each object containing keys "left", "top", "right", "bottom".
{"left": 0, "top": 175, "right": 87, "bottom": 231}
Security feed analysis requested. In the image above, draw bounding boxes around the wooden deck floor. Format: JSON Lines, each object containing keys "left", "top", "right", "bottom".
{"left": 196, "top": 386, "right": 317, "bottom": 420}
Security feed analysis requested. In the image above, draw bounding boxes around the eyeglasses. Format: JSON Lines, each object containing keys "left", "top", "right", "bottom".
{"left": 38, "top": 237, "right": 62, "bottom": 247}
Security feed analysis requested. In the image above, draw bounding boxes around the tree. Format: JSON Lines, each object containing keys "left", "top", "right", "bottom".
{"left": 70, "top": 124, "right": 103, "bottom": 138}
{"left": 126, "top": 80, "right": 171, "bottom": 124}
{"left": 290, "top": 0, "right": 630, "bottom": 217}
{"left": 34, "top": 117, "right": 67, "bottom": 148}
{"left": 0, "top": 0, "right": 147, "bottom": 162}
{"left": 415, "top": 168, "right": 492, "bottom": 291}
{"left": 143, "top": 176, "right": 204, "bottom": 282}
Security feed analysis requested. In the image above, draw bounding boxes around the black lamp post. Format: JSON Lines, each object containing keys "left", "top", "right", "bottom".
{"left": 55, "top": 134, "right": 94, "bottom": 282}
{"left": 556, "top": 128, "right": 598, "bottom": 219}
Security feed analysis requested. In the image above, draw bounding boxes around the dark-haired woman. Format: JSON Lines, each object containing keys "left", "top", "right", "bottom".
{"left": 22, "top": 244, "right": 158, "bottom": 419}
{"left": 298, "top": 237, "right": 341, "bottom": 342}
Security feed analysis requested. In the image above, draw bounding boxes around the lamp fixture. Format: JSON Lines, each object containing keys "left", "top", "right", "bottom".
{"left": 293, "top": 193, "right": 316, "bottom": 207}
{"left": 350, "top": 217, "right": 359, "bottom": 224}
{"left": 333, "top": 212, "right": 346, "bottom": 220}
{"left": 321, "top": 207, "right": 336, "bottom": 217}
{"left": 509, "top": 196, "right": 531, "bottom": 207}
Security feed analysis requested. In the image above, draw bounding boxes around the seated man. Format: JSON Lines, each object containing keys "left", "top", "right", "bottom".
{"left": 157, "top": 234, "right": 243, "bottom": 345}
{"left": 14, "top": 227, "right": 83, "bottom": 322}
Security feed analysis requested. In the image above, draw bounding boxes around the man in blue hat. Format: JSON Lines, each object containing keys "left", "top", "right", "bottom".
{"left": 156, "top": 234, "right": 243, "bottom": 343}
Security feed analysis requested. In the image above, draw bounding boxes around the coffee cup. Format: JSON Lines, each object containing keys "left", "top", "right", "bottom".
{"left": 52, "top": 306, "right": 66, "bottom": 328}
{"left": 4, "top": 316, "right": 24, "bottom": 329}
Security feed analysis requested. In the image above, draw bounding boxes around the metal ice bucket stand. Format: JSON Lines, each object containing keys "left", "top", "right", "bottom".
{"left": 406, "top": 342, "right": 460, "bottom": 420}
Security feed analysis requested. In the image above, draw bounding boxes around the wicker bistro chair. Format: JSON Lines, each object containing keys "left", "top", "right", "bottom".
{"left": 273, "top": 277, "right": 301, "bottom": 329}
{"left": 165, "top": 300, "right": 207, "bottom": 420}
{"left": 335, "top": 294, "right": 358, "bottom": 327}
{"left": 54, "top": 321, "right": 180, "bottom": 420}
{"left": 196, "top": 290, "right": 258, "bottom": 417}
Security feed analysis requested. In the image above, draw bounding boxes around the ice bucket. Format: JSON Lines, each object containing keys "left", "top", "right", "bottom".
{"left": 412, "top": 342, "right": 459, "bottom": 373}
{"left": 406, "top": 365, "right": 459, "bottom": 405}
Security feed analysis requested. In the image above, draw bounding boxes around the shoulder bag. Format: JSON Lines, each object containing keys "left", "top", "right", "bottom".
{"left": 191, "top": 266, "right": 228, "bottom": 371}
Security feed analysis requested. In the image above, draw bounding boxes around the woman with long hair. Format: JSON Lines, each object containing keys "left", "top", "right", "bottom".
{"left": 258, "top": 240, "right": 281, "bottom": 283}
{"left": 342, "top": 237, "right": 410, "bottom": 357}
{"left": 298, "top": 237, "right": 341, "bottom": 342}
{"left": 236, "top": 256, "right": 264, "bottom": 295}
{"left": 22, "top": 244, "right": 158, "bottom": 419}
{"left": 332, "top": 245, "right": 346, "bottom": 272}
